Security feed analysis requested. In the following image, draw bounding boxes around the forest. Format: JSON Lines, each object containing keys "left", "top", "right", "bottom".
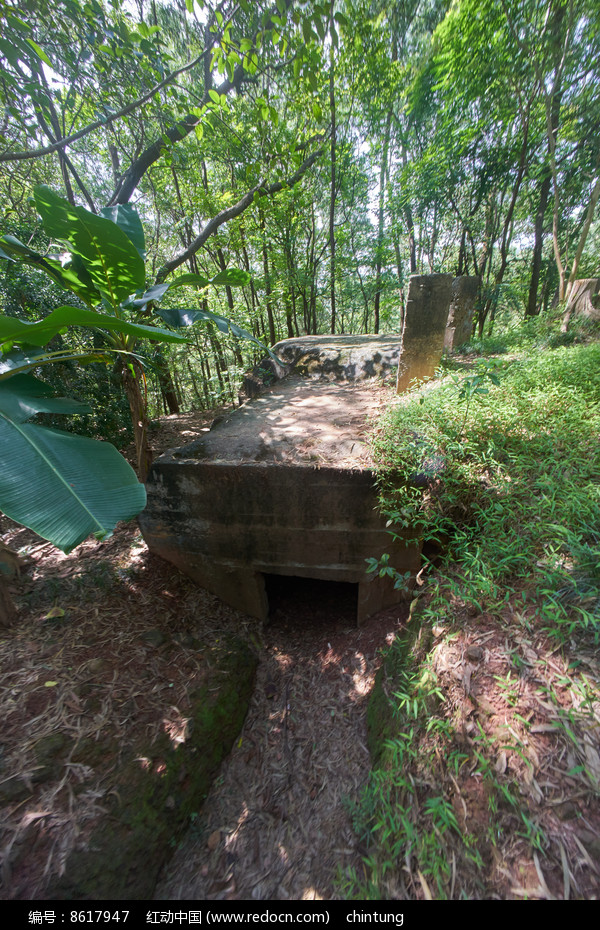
{"left": 1, "top": 0, "right": 600, "bottom": 904}
{"left": 1, "top": 0, "right": 599, "bottom": 426}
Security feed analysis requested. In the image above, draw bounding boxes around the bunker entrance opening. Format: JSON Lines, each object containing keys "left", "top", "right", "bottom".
{"left": 264, "top": 574, "right": 359, "bottom": 628}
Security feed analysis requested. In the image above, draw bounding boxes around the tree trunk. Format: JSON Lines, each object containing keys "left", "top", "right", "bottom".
{"left": 565, "top": 172, "right": 600, "bottom": 302}
{"left": 457, "top": 228, "right": 467, "bottom": 277}
{"left": 526, "top": 170, "right": 551, "bottom": 316}
{"left": 328, "top": 19, "right": 337, "bottom": 335}
{"left": 481, "top": 118, "right": 529, "bottom": 331}
{"left": 122, "top": 361, "right": 153, "bottom": 481}
{"left": 561, "top": 277, "right": 600, "bottom": 332}
{"left": 0, "top": 576, "right": 17, "bottom": 628}
{"left": 373, "top": 112, "right": 392, "bottom": 335}
{"left": 259, "top": 204, "right": 276, "bottom": 345}
{"left": 154, "top": 350, "right": 180, "bottom": 415}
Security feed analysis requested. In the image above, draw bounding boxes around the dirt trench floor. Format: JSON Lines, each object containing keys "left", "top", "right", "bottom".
{"left": 156, "top": 578, "right": 405, "bottom": 901}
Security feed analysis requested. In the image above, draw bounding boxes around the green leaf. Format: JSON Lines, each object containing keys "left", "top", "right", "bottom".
{"left": 0, "top": 348, "right": 113, "bottom": 380}
{"left": 156, "top": 306, "right": 278, "bottom": 360}
{"left": 168, "top": 272, "right": 210, "bottom": 289}
{"left": 100, "top": 204, "right": 146, "bottom": 259}
{"left": 124, "top": 282, "right": 171, "bottom": 308}
{"left": 210, "top": 269, "right": 251, "bottom": 287}
{"left": 0, "top": 234, "right": 99, "bottom": 306}
{"left": 0, "top": 416, "right": 146, "bottom": 553}
{"left": 0, "top": 307, "right": 187, "bottom": 348}
{"left": 0, "top": 374, "right": 91, "bottom": 422}
{"left": 24, "top": 37, "right": 52, "bottom": 67}
{"left": 34, "top": 186, "right": 145, "bottom": 306}
{"left": 302, "top": 20, "right": 313, "bottom": 44}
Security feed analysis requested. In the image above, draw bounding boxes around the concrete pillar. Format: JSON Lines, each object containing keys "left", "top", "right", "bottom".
{"left": 396, "top": 274, "right": 453, "bottom": 394}
{"left": 444, "top": 276, "right": 480, "bottom": 351}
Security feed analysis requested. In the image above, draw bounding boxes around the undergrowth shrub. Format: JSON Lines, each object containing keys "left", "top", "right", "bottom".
{"left": 373, "top": 338, "right": 600, "bottom": 642}
{"left": 346, "top": 330, "right": 600, "bottom": 900}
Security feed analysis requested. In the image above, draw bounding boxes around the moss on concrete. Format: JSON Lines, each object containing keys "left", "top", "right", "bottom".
{"left": 48, "top": 635, "right": 257, "bottom": 900}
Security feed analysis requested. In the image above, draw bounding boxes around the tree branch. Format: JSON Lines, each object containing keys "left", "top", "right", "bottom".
{"left": 0, "top": 48, "right": 211, "bottom": 164}
{"left": 108, "top": 63, "right": 248, "bottom": 205}
{"left": 155, "top": 147, "right": 325, "bottom": 283}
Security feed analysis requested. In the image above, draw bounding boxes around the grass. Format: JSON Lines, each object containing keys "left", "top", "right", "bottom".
{"left": 374, "top": 329, "right": 600, "bottom": 643}
{"left": 342, "top": 318, "right": 600, "bottom": 900}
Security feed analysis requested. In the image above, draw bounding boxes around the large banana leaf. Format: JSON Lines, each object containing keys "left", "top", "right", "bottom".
{"left": 156, "top": 305, "right": 276, "bottom": 357}
{"left": 0, "top": 234, "right": 99, "bottom": 306}
{"left": 100, "top": 204, "right": 146, "bottom": 259}
{"left": 0, "top": 348, "right": 111, "bottom": 380}
{"left": 0, "top": 306, "right": 187, "bottom": 348}
{"left": 34, "top": 186, "right": 145, "bottom": 305}
{"left": 0, "top": 375, "right": 146, "bottom": 552}
{"left": 0, "top": 373, "right": 91, "bottom": 419}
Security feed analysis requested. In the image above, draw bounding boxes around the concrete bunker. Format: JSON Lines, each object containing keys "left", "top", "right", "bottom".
{"left": 139, "top": 274, "right": 460, "bottom": 624}
{"left": 139, "top": 375, "right": 422, "bottom": 625}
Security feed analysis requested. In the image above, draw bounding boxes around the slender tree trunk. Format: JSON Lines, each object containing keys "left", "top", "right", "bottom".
{"left": 154, "top": 349, "right": 180, "bottom": 414}
{"left": 239, "top": 224, "right": 260, "bottom": 330}
{"left": 259, "top": 204, "right": 276, "bottom": 344}
{"left": 457, "top": 228, "right": 467, "bottom": 276}
{"left": 186, "top": 360, "right": 203, "bottom": 408}
{"left": 309, "top": 203, "right": 318, "bottom": 334}
{"left": 373, "top": 112, "right": 392, "bottom": 335}
{"left": 328, "top": 26, "right": 337, "bottom": 335}
{"left": 538, "top": 2, "right": 568, "bottom": 299}
{"left": 565, "top": 171, "right": 600, "bottom": 299}
{"left": 562, "top": 172, "right": 600, "bottom": 331}
{"left": 482, "top": 117, "right": 529, "bottom": 330}
{"left": 399, "top": 147, "right": 417, "bottom": 274}
{"left": 526, "top": 171, "right": 551, "bottom": 316}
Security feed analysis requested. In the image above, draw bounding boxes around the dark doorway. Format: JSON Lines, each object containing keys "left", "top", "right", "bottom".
{"left": 264, "top": 574, "right": 359, "bottom": 628}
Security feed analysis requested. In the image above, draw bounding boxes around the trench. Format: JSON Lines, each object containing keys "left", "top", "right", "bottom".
{"left": 155, "top": 574, "right": 408, "bottom": 900}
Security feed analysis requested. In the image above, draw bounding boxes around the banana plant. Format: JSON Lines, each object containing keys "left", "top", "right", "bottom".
{"left": 0, "top": 185, "right": 255, "bottom": 554}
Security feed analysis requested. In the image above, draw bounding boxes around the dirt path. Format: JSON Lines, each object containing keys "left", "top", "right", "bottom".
{"left": 156, "top": 580, "right": 407, "bottom": 901}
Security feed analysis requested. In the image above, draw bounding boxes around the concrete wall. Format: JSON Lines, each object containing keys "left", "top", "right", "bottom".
{"left": 242, "top": 335, "right": 404, "bottom": 400}
{"left": 396, "top": 274, "right": 453, "bottom": 393}
{"left": 444, "top": 275, "right": 480, "bottom": 351}
{"left": 140, "top": 459, "right": 421, "bottom": 625}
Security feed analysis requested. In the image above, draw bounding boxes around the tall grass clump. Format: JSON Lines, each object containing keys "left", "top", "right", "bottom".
{"left": 372, "top": 339, "right": 600, "bottom": 644}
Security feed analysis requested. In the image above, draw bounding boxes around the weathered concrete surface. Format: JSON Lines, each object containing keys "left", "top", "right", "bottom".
{"left": 444, "top": 275, "right": 480, "bottom": 351}
{"left": 272, "top": 334, "right": 404, "bottom": 380}
{"left": 241, "top": 334, "right": 404, "bottom": 400}
{"left": 396, "top": 273, "right": 453, "bottom": 393}
{"left": 140, "top": 377, "right": 421, "bottom": 625}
